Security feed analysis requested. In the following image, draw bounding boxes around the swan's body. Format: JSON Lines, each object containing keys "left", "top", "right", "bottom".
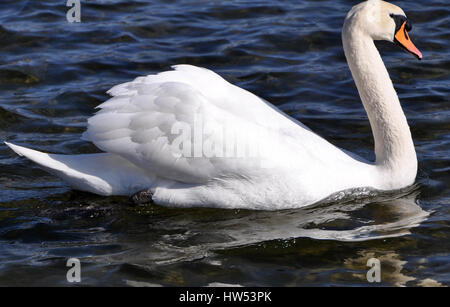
{"left": 5, "top": 0, "right": 422, "bottom": 210}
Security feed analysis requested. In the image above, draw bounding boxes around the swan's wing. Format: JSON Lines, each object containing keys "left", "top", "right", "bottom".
{"left": 82, "top": 65, "right": 305, "bottom": 183}
{"left": 151, "top": 65, "right": 312, "bottom": 134}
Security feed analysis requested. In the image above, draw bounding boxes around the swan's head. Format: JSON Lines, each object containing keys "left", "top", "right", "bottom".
{"left": 344, "top": 0, "right": 422, "bottom": 60}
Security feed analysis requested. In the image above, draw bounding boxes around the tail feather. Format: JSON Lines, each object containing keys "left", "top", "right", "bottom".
{"left": 4, "top": 142, "right": 154, "bottom": 196}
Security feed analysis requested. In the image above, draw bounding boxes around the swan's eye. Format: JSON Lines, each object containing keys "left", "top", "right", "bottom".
{"left": 390, "top": 14, "right": 410, "bottom": 34}
{"left": 405, "top": 20, "right": 412, "bottom": 32}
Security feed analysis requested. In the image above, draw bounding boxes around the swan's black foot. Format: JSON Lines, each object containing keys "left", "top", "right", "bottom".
{"left": 127, "top": 190, "right": 153, "bottom": 206}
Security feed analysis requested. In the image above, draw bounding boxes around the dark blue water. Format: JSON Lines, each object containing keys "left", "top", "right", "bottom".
{"left": 0, "top": 0, "right": 448, "bottom": 286}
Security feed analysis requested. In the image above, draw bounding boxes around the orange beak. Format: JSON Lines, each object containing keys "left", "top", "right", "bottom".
{"left": 395, "top": 21, "right": 422, "bottom": 60}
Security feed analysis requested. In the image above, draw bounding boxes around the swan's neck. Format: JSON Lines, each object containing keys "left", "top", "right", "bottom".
{"left": 342, "top": 26, "right": 417, "bottom": 188}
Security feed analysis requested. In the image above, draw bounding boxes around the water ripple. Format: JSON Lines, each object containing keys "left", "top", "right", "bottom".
{"left": 0, "top": 0, "right": 448, "bottom": 286}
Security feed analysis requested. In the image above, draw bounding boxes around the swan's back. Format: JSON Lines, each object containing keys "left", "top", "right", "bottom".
{"left": 82, "top": 65, "right": 354, "bottom": 186}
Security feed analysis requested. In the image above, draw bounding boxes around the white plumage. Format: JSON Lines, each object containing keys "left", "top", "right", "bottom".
{"left": 4, "top": 64, "right": 374, "bottom": 209}
{"left": 5, "top": 1, "right": 420, "bottom": 210}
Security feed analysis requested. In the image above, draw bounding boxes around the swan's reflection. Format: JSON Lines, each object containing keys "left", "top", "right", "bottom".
{"left": 100, "top": 188, "right": 429, "bottom": 269}
{"left": 63, "top": 188, "right": 435, "bottom": 286}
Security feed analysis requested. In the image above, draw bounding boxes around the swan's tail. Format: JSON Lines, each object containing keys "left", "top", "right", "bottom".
{"left": 4, "top": 142, "right": 154, "bottom": 196}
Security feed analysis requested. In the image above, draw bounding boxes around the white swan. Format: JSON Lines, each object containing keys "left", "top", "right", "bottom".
{"left": 5, "top": 0, "right": 423, "bottom": 210}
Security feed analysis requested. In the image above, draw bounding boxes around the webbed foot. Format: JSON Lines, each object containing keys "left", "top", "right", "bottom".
{"left": 127, "top": 190, "right": 153, "bottom": 206}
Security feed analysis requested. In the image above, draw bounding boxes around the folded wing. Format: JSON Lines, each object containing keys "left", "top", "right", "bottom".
{"left": 82, "top": 65, "right": 331, "bottom": 184}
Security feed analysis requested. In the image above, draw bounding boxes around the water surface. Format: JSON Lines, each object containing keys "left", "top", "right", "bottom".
{"left": 0, "top": 0, "right": 448, "bottom": 286}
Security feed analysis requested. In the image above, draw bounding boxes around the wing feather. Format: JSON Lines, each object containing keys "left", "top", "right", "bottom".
{"left": 82, "top": 65, "right": 324, "bottom": 184}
